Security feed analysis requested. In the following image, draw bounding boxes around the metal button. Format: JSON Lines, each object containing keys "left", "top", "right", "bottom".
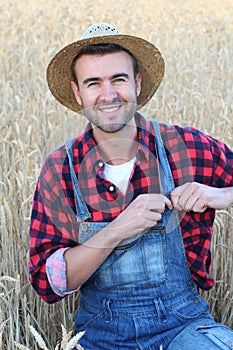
{"left": 193, "top": 297, "right": 199, "bottom": 303}
{"left": 188, "top": 284, "right": 195, "bottom": 291}
{"left": 81, "top": 223, "right": 88, "bottom": 232}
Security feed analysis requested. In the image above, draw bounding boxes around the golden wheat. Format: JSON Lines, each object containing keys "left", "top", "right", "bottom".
{"left": 0, "top": 0, "right": 233, "bottom": 348}
{"left": 14, "top": 324, "right": 85, "bottom": 350}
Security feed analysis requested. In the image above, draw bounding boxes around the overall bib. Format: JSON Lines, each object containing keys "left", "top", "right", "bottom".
{"left": 66, "top": 120, "right": 233, "bottom": 350}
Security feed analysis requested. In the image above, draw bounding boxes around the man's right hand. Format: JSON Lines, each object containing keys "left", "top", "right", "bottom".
{"left": 109, "top": 193, "right": 173, "bottom": 244}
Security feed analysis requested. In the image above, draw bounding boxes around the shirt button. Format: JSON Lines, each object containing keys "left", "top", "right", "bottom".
{"left": 98, "top": 161, "right": 104, "bottom": 168}
{"left": 193, "top": 297, "right": 199, "bottom": 304}
{"left": 108, "top": 185, "right": 115, "bottom": 192}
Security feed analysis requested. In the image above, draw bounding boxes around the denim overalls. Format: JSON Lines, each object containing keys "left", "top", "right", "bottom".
{"left": 66, "top": 120, "right": 233, "bottom": 350}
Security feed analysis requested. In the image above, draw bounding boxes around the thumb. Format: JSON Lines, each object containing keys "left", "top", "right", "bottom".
{"left": 170, "top": 188, "right": 180, "bottom": 207}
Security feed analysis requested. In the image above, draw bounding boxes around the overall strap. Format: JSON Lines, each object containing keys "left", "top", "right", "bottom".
{"left": 150, "top": 120, "right": 180, "bottom": 233}
{"left": 65, "top": 138, "right": 92, "bottom": 222}
{"left": 150, "top": 120, "right": 175, "bottom": 195}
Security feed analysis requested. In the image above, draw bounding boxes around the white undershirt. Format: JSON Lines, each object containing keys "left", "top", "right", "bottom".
{"left": 103, "top": 158, "right": 136, "bottom": 194}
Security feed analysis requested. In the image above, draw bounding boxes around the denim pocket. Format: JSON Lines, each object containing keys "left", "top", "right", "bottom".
{"left": 95, "top": 227, "right": 167, "bottom": 289}
{"left": 196, "top": 324, "right": 233, "bottom": 349}
{"left": 171, "top": 294, "right": 209, "bottom": 320}
{"left": 75, "top": 300, "right": 104, "bottom": 331}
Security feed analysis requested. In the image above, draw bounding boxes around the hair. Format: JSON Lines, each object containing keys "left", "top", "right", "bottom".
{"left": 71, "top": 43, "right": 139, "bottom": 86}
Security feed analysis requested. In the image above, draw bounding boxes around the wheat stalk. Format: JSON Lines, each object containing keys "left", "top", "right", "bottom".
{"left": 29, "top": 325, "right": 49, "bottom": 350}
{"left": 14, "top": 342, "right": 31, "bottom": 350}
{"left": 64, "top": 331, "right": 85, "bottom": 350}
{"left": 1, "top": 0, "right": 233, "bottom": 348}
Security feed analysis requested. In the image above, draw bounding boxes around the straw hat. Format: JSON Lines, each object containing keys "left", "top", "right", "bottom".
{"left": 47, "top": 23, "right": 165, "bottom": 113}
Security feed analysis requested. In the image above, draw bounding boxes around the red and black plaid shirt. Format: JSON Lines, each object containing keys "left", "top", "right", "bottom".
{"left": 29, "top": 114, "right": 233, "bottom": 303}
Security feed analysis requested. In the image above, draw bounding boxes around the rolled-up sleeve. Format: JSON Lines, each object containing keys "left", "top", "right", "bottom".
{"left": 29, "top": 148, "right": 79, "bottom": 304}
{"left": 46, "top": 247, "right": 79, "bottom": 297}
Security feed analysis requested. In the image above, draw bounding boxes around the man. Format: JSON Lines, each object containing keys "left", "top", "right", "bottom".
{"left": 30, "top": 23, "right": 233, "bottom": 349}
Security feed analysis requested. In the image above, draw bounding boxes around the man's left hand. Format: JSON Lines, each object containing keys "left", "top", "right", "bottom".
{"left": 171, "top": 182, "right": 233, "bottom": 212}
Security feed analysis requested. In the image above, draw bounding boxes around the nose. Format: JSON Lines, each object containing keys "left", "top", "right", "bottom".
{"left": 99, "top": 81, "right": 117, "bottom": 103}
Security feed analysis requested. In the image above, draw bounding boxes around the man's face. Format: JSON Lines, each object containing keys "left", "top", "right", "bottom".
{"left": 71, "top": 51, "right": 142, "bottom": 133}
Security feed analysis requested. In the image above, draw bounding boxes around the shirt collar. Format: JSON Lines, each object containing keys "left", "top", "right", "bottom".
{"left": 76, "top": 113, "right": 156, "bottom": 174}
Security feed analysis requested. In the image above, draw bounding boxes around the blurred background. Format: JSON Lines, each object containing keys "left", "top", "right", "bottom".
{"left": 0, "top": 0, "right": 232, "bottom": 348}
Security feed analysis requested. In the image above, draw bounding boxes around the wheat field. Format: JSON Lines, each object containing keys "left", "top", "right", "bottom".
{"left": 0, "top": 0, "right": 233, "bottom": 348}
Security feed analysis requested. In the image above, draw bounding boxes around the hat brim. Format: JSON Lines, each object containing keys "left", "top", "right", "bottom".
{"left": 46, "top": 34, "right": 165, "bottom": 113}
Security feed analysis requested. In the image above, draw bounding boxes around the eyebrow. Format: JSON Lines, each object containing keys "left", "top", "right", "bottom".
{"left": 82, "top": 77, "right": 99, "bottom": 86}
{"left": 82, "top": 73, "right": 130, "bottom": 86}
{"left": 112, "top": 73, "right": 129, "bottom": 80}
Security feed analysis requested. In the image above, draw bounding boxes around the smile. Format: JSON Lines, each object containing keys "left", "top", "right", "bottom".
{"left": 98, "top": 104, "right": 122, "bottom": 113}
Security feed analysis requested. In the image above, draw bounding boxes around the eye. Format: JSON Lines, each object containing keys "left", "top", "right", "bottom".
{"left": 113, "top": 77, "right": 127, "bottom": 83}
{"left": 87, "top": 81, "right": 100, "bottom": 88}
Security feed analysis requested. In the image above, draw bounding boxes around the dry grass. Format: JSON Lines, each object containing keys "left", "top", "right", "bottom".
{"left": 0, "top": 0, "right": 233, "bottom": 348}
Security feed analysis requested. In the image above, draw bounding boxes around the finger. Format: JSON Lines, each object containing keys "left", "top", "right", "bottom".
{"left": 135, "top": 194, "right": 172, "bottom": 213}
{"left": 171, "top": 183, "right": 194, "bottom": 210}
{"left": 192, "top": 198, "right": 208, "bottom": 213}
{"left": 183, "top": 192, "right": 200, "bottom": 211}
{"left": 170, "top": 193, "right": 178, "bottom": 208}
{"left": 143, "top": 209, "right": 162, "bottom": 223}
{"left": 164, "top": 195, "right": 173, "bottom": 210}
{"left": 171, "top": 184, "right": 186, "bottom": 207}
{"left": 149, "top": 198, "right": 172, "bottom": 213}
{"left": 182, "top": 184, "right": 206, "bottom": 211}
{"left": 171, "top": 191, "right": 184, "bottom": 210}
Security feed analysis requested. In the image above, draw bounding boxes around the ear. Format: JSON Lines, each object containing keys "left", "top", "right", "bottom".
{"left": 70, "top": 81, "right": 82, "bottom": 106}
{"left": 135, "top": 73, "right": 142, "bottom": 97}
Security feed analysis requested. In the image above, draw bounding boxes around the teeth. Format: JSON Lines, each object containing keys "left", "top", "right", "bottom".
{"left": 101, "top": 106, "right": 119, "bottom": 113}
